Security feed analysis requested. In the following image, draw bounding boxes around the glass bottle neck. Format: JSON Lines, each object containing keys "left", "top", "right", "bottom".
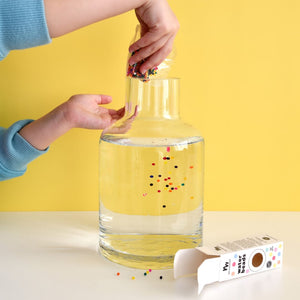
{"left": 125, "top": 78, "right": 180, "bottom": 120}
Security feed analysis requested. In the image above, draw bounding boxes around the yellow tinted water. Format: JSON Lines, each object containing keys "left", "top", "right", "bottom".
{"left": 99, "top": 139, "right": 203, "bottom": 215}
{"left": 99, "top": 138, "right": 204, "bottom": 269}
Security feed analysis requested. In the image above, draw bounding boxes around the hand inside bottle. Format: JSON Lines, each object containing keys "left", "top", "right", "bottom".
{"left": 19, "top": 94, "right": 125, "bottom": 150}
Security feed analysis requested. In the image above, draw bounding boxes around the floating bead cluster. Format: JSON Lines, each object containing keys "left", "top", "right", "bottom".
{"left": 142, "top": 146, "right": 194, "bottom": 209}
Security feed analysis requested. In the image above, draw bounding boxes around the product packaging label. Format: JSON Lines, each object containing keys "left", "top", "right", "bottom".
{"left": 173, "top": 234, "right": 283, "bottom": 295}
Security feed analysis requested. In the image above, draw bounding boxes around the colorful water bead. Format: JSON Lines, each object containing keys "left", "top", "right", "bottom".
{"left": 127, "top": 51, "right": 158, "bottom": 82}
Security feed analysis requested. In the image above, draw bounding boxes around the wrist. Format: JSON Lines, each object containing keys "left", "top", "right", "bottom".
{"left": 138, "top": 0, "right": 152, "bottom": 10}
{"left": 18, "top": 104, "right": 73, "bottom": 151}
{"left": 59, "top": 101, "right": 77, "bottom": 130}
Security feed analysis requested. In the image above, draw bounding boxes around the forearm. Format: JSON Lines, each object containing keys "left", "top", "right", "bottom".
{"left": 18, "top": 104, "right": 71, "bottom": 151}
{"left": 44, "top": 0, "right": 149, "bottom": 38}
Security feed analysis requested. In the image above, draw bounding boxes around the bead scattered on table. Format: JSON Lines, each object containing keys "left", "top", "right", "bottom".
{"left": 115, "top": 269, "right": 164, "bottom": 281}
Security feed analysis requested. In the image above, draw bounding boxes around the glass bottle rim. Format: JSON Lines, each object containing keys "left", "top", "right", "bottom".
{"left": 128, "top": 77, "right": 180, "bottom": 82}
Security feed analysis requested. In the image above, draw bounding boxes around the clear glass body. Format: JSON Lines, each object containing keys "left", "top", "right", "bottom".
{"left": 99, "top": 78, "right": 204, "bottom": 269}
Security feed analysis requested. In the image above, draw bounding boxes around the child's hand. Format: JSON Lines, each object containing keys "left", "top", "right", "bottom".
{"left": 128, "top": 0, "right": 179, "bottom": 74}
{"left": 19, "top": 94, "right": 124, "bottom": 150}
{"left": 103, "top": 104, "right": 138, "bottom": 135}
{"left": 62, "top": 94, "right": 125, "bottom": 130}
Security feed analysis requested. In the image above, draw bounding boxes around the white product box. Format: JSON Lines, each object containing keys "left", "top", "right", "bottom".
{"left": 174, "top": 234, "right": 283, "bottom": 295}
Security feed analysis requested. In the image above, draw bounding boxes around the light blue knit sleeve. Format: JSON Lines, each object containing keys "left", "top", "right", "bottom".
{"left": 0, "top": 120, "right": 49, "bottom": 181}
{"left": 0, "top": 0, "right": 51, "bottom": 60}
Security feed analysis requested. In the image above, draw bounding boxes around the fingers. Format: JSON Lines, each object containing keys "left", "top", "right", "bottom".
{"left": 94, "top": 94, "right": 112, "bottom": 105}
{"left": 128, "top": 34, "right": 170, "bottom": 66}
{"left": 131, "top": 105, "right": 139, "bottom": 118}
{"left": 108, "top": 107, "right": 125, "bottom": 120}
{"left": 128, "top": 0, "right": 179, "bottom": 73}
{"left": 108, "top": 107, "right": 125, "bottom": 116}
{"left": 129, "top": 30, "right": 161, "bottom": 54}
{"left": 117, "top": 106, "right": 126, "bottom": 118}
{"left": 139, "top": 36, "right": 175, "bottom": 74}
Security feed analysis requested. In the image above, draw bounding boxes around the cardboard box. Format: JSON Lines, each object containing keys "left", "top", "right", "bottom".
{"left": 174, "top": 234, "right": 283, "bottom": 295}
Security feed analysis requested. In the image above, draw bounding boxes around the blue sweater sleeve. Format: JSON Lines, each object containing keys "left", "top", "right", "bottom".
{"left": 0, "top": 0, "right": 51, "bottom": 60}
{"left": 0, "top": 120, "right": 49, "bottom": 181}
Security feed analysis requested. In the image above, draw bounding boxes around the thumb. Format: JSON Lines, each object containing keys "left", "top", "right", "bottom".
{"left": 95, "top": 94, "right": 112, "bottom": 105}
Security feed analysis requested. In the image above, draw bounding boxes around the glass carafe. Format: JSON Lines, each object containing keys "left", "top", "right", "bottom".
{"left": 99, "top": 78, "right": 204, "bottom": 269}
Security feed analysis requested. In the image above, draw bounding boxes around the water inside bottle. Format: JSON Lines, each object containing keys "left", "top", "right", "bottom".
{"left": 99, "top": 137, "right": 204, "bottom": 269}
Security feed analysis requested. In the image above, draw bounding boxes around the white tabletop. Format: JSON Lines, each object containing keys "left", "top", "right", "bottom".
{"left": 0, "top": 211, "right": 298, "bottom": 300}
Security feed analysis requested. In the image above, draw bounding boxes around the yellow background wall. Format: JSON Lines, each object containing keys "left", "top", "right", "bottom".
{"left": 0, "top": 0, "right": 299, "bottom": 211}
